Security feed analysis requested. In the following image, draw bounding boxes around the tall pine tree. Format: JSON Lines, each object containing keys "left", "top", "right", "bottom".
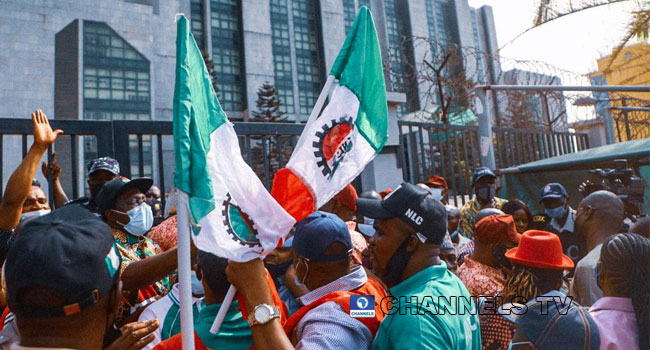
{"left": 252, "top": 82, "right": 286, "bottom": 122}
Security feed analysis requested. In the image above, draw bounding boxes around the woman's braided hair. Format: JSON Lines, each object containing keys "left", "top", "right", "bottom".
{"left": 500, "top": 263, "right": 563, "bottom": 303}
{"left": 600, "top": 233, "right": 649, "bottom": 350}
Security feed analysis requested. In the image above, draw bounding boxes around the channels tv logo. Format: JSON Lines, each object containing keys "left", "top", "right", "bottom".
{"left": 350, "top": 295, "right": 375, "bottom": 318}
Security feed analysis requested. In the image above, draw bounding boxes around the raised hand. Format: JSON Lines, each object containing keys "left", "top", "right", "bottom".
{"left": 105, "top": 319, "right": 159, "bottom": 350}
{"left": 31, "top": 109, "right": 63, "bottom": 151}
{"left": 42, "top": 152, "right": 62, "bottom": 180}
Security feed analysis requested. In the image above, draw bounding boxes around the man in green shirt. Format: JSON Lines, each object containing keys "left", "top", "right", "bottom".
{"left": 357, "top": 183, "right": 481, "bottom": 350}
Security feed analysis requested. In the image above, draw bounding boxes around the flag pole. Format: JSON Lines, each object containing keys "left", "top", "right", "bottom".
{"left": 209, "top": 284, "right": 237, "bottom": 334}
{"left": 176, "top": 191, "right": 196, "bottom": 349}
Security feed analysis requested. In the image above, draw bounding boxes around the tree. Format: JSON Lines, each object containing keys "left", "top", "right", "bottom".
{"left": 202, "top": 50, "right": 220, "bottom": 99}
{"left": 252, "top": 82, "right": 287, "bottom": 122}
{"left": 249, "top": 82, "right": 291, "bottom": 185}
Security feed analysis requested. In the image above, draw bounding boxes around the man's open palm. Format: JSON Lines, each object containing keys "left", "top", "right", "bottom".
{"left": 32, "top": 109, "right": 63, "bottom": 149}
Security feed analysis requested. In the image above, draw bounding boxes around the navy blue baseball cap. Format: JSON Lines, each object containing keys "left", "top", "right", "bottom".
{"left": 356, "top": 183, "right": 447, "bottom": 244}
{"left": 503, "top": 294, "right": 600, "bottom": 350}
{"left": 472, "top": 167, "right": 496, "bottom": 184}
{"left": 5, "top": 205, "right": 121, "bottom": 318}
{"left": 540, "top": 183, "right": 568, "bottom": 202}
{"left": 293, "top": 211, "right": 353, "bottom": 262}
{"left": 86, "top": 157, "right": 120, "bottom": 176}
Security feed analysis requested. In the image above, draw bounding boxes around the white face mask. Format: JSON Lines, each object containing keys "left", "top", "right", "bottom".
{"left": 20, "top": 209, "right": 51, "bottom": 222}
{"left": 428, "top": 188, "right": 444, "bottom": 201}
{"left": 123, "top": 203, "right": 153, "bottom": 236}
{"left": 191, "top": 270, "right": 205, "bottom": 296}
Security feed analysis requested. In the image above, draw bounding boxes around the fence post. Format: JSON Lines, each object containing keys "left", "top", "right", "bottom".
{"left": 477, "top": 88, "right": 496, "bottom": 170}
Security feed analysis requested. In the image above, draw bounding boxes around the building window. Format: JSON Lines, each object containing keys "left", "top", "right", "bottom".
{"left": 384, "top": 0, "right": 417, "bottom": 113}
{"left": 82, "top": 21, "right": 153, "bottom": 178}
{"left": 270, "top": 0, "right": 325, "bottom": 118}
{"left": 428, "top": 0, "right": 459, "bottom": 48}
{"left": 270, "top": 0, "right": 295, "bottom": 115}
{"left": 190, "top": 0, "right": 205, "bottom": 50}
{"left": 343, "top": 0, "right": 372, "bottom": 34}
{"left": 470, "top": 10, "right": 485, "bottom": 83}
{"left": 210, "top": 0, "right": 246, "bottom": 111}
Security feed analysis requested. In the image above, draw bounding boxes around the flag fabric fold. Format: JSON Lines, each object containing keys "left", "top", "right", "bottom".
{"left": 173, "top": 16, "right": 295, "bottom": 262}
{"left": 271, "top": 7, "right": 388, "bottom": 222}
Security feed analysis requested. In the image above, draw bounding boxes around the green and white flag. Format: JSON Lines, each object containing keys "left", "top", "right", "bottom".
{"left": 173, "top": 16, "right": 295, "bottom": 262}
{"left": 271, "top": 7, "right": 388, "bottom": 222}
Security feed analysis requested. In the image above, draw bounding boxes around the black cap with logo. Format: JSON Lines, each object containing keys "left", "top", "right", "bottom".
{"left": 356, "top": 183, "right": 447, "bottom": 244}
{"left": 472, "top": 167, "right": 496, "bottom": 184}
{"left": 5, "top": 205, "right": 121, "bottom": 318}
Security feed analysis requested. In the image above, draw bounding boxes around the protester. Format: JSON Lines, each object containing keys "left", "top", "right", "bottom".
{"left": 1, "top": 205, "right": 159, "bottom": 350}
{"left": 423, "top": 175, "right": 448, "bottom": 204}
{"left": 223, "top": 211, "right": 387, "bottom": 350}
{"left": 504, "top": 297, "right": 600, "bottom": 350}
{"left": 138, "top": 252, "right": 204, "bottom": 349}
{"left": 356, "top": 190, "right": 381, "bottom": 241}
{"left": 479, "top": 230, "right": 574, "bottom": 350}
{"left": 66, "top": 157, "right": 121, "bottom": 213}
{"left": 0, "top": 110, "right": 61, "bottom": 265}
{"left": 536, "top": 183, "right": 581, "bottom": 264}
{"left": 153, "top": 251, "right": 256, "bottom": 350}
{"left": 457, "top": 214, "right": 521, "bottom": 296}
{"left": 319, "top": 184, "right": 358, "bottom": 222}
{"left": 439, "top": 234, "right": 458, "bottom": 274}
{"left": 146, "top": 186, "right": 162, "bottom": 217}
{"left": 590, "top": 233, "right": 649, "bottom": 350}
{"left": 502, "top": 199, "right": 532, "bottom": 233}
{"left": 457, "top": 207, "right": 505, "bottom": 266}
{"left": 40, "top": 152, "right": 69, "bottom": 208}
{"left": 458, "top": 167, "right": 507, "bottom": 238}
{"left": 97, "top": 176, "right": 179, "bottom": 322}
{"left": 570, "top": 190, "right": 624, "bottom": 306}
{"left": 264, "top": 236, "right": 301, "bottom": 315}
{"left": 358, "top": 183, "right": 481, "bottom": 349}
{"left": 629, "top": 215, "right": 650, "bottom": 238}
{"left": 446, "top": 204, "right": 470, "bottom": 254}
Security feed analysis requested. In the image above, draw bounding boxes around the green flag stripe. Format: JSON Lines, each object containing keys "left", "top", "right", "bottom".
{"left": 173, "top": 16, "right": 226, "bottom": 222}
{"left": 329, "top": 7, "right": 388, "bottom": 152}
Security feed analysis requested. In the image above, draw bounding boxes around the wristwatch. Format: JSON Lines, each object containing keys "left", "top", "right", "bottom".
{"left": 248, "top": 304, "right": 281, "bottom": 327}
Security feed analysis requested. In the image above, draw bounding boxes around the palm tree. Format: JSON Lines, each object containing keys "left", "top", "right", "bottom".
{"left": 506, "top": 1, "right": 649, "bottom": 73}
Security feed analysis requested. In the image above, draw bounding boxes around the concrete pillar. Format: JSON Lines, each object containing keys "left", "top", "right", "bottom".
{"left": 319, "top": 0, "right": 346, "bottom": 72}
{"left": 360, "top": 92, "right": 406, "bottom": 191}
{"left": 241, "top": 0, "right": 275, "bottom": 119}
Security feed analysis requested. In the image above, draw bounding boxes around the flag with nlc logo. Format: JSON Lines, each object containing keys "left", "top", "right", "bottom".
{"left": 172, "top": 16, "right": 295, "bottom": 262}
{"left": 271, "top": 7, "right": 388, "bottom": 222}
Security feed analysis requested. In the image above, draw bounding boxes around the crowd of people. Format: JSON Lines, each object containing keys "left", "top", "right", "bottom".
{"left": 0, "top": 110, "right": 647, "bottom": 350}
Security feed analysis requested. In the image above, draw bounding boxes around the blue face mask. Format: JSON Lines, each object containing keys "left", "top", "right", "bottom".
{"left": 545, "top": 205, "right": 567, "bottom": 220}
{"left": 123, "top": 203, "right": 153, "bottom": 236}
{"left": 191, "top": 271, "right": 205, "bottom": 296}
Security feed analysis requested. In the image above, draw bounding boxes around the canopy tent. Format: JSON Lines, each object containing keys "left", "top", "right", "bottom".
{"left": 498, "top": 138, "right": 650, "bottom": 214}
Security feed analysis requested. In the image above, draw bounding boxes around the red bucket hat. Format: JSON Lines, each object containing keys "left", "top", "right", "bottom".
{"left": 425, "top": 176, "right": 448, "bottom": 190}
{"left": 474, "top": 214, "right": 521, "bottom": 244}
{"left": 505, "top": 230, "right": 574, "bottom": 270}
{"left": 333, "top": 184, "right": 358, "bottom": 212}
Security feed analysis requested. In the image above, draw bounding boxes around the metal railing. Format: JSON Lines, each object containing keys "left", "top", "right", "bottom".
{"left": 398, "top": 120, "right": 590, "bottom": 207}
{"left": 1, "top": 119, "right": 303, "bottom": 210}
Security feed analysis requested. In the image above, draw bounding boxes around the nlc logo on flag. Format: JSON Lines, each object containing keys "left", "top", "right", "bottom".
{"left": 350, "top": 295, "right": 375, "bottom": 318}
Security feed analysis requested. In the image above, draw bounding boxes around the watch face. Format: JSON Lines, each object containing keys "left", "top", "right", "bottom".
{"left": 254, "top": 305, "right": 272, "bottom": 323}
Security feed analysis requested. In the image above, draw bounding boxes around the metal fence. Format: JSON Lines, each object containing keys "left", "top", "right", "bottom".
{"left": 0, "top": 118, "right": 303, "bottom": 210}
{"left": 398, "top": 121, "right": 590, "bottom": 207}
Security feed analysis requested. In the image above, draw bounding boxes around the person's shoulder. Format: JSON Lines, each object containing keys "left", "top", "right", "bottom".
{"left": 460, "top": 201, "right": 473, "bottom": 212}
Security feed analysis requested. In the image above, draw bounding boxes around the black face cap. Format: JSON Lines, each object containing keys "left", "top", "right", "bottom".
{"left": 356, "top": 183, "right": 447, "bottom": 244}
{"left": 5, "top": 205, "right": 120, "bottom": 318}
{"left": 95, "top": 176, "right": 153, "bottom": 214}
{"left": 472, "top": 167, "right": 496, "bottom": 184}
